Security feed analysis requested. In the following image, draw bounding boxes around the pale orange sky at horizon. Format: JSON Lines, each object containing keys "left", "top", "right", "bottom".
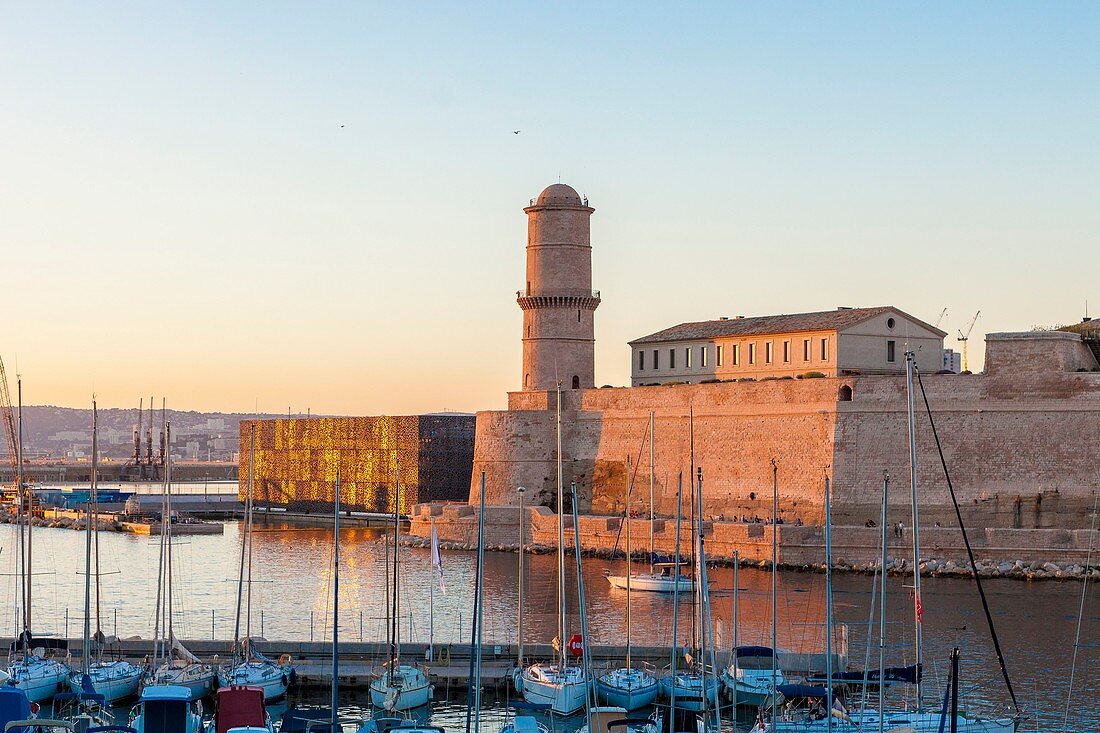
{"left": 5, "top": 5, "right": 1097, "bottom": 416}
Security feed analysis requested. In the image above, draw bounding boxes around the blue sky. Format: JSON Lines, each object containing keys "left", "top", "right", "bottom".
{"left": 2, "top": 3, "right": 1097, "bottom": 413}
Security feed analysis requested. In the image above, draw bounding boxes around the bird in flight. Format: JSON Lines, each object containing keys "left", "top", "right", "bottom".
{"left": 512, "top": 130, "right": 521, "bottom": 134}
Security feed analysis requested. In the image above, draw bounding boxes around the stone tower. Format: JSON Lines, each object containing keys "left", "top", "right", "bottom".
{"left": 517, "top": 183, "right": 600, "bottom": 391}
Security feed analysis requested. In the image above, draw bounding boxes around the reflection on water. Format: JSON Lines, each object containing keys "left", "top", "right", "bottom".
{"left": 5, "top": 521, "right": 1098, "bottom": 731}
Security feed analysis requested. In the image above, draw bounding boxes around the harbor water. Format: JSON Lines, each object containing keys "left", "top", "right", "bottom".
{"left": 5, "top": 520, "right": 1097, "bottom": 732}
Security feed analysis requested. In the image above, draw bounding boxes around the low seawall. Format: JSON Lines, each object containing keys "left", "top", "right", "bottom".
{"left": 409, "top": 503, "right": 1100, "bottom": 580}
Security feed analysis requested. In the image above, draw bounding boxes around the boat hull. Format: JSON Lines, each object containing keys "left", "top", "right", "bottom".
{"left": 607, "top": 573, "right": 694, "bottom": 594}
{"left": 658, "top": 674, "right": 719, "bottom": 712}
{"left": 521, "top": 666, "right": 589, "bottom": 715}
{"left": 217, "top": 663, "right": 290, "bottom": 702}
{"left": 595, "top": 670, "right": 659, "bottom": 710}
{"left": 147, "top": 664, "right": 217, "bottom": 701}
{"left": 720, "top": 668, "right": 783, "bottom": 707}
{"left": 756, "top": 711, "right": 1015, "bottom": 733}
{"left": 369, "top": 666, "right": 432, "bottom": 711}
{"left": 69, "top": 662, "right": 144, "bottom": 704}
{"left": 6, "top": 658, "right": 68, "bottom": 703}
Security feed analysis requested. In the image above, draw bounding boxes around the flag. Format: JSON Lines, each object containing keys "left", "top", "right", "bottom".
{"left": 915, "top": 592, "right": 924, "bottom": 624}
{"left": 431, "top": 521, "right": 446, "bottom": 594}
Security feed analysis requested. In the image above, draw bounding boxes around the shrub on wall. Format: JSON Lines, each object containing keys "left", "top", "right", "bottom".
{"left": 804, "top": 371, "right": 826, "bottom": 379}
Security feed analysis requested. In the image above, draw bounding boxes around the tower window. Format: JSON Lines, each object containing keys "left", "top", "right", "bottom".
{"left": 716, "top": 345, "right": 723, "bottom": 366}
{"left": 765, "top": 342, "right": 773, "bottom": 364}
{"left": 669, "top": 349, "right": 676, "bottom": 369}
{"left": 821, "top": 337, "right": 829, "bottom": 360}
{"left": 653, "top": 349, "right": 659, "bottom": 369}
{"left": 700, "top": 346, "right": 708, "bottom": 368}
{"left": 685, "top": 347, "right": 692, "bottom": 368}
{"left": 803, "top": 339, "right": 811, "bottom": 361}
{"left": 749, "top": 343, "right": 756, "bottom": 365}
{"left": 572, "top": 375, "right": 580, "bottom": 390}
{"left": 638, "top": 351, "right": 645, "bottom": 371}
{"left": 887, "top": 340, "right": 896, "bottom": 363}
{"left": 577, "top": 310, "right": 581, "bottom": 322}
{"left": 733, "top": 344, "right": 740, "bottom": 366}
{"left": 783, "top": 340, "right": 791, "bottom": 363}
{"left": 525, "top": 373, "right": 530, "bottom": 388}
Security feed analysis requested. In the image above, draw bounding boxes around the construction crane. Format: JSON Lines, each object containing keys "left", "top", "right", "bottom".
{"left": 958, "top": 310, "right": 981, "bottom": 372}
{"left": 933, "top": 307, "right": 948, "bottom": 330}
{"left": 0, "top": 355, "right": 18, "bottom": 491}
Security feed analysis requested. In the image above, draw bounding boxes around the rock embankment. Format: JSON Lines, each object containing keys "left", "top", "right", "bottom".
{"left": 400, "top": 536, "right": 1099, "bottom": 581}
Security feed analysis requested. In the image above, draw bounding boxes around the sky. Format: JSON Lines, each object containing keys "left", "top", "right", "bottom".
{"left": 2, "top": 3, "right": 1098, "bottom": 415}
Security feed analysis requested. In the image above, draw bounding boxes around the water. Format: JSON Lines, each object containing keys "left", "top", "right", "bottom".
{"left": 5, "top": 521, "right": 1098, "bottom": 732}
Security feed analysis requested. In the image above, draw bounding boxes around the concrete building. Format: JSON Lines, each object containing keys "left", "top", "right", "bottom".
{"left": 517, "top": 183, "right": 600, "bottom": 391}
{"left": 629, "top": 307, "right": 945, "bottom": 386}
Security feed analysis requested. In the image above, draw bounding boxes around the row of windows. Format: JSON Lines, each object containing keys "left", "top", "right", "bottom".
{"left": 637, "top": 337, "right": 831, "bottom": 371}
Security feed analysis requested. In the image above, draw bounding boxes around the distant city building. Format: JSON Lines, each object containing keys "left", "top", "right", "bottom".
{"left": 942, "top": 348, "right": 961, "bottom": 373}
{"left": 629, "top": 306, "right": 946, "bottom": 386}
{"left": 239, "top": 414, "right": 475, "bottom": 513}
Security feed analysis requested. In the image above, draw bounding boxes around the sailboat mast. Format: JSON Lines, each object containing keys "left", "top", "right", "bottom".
{"left": 93, "top": 413, "right": 103, "bottom": 661}
{"left": 770, "top": 458, "right": 779, "bottom": 728}
{"left": 332, "top": 470, "right": 341, "bottom": 727}
{"left": 689, "top": 407, "right": 697, "bottom": 657}
{"left": 556, "top": 383, "right": 566, "bottom": 670}
{"left": 83, "top": 400, "right": 96, "bottom": 676}
{"left": 625, "top": 457, "right": 632, "bottom": 670}
{"left": 904, "top": 351, "right": 924, "bottom": 710}
{"left": 232, "top": 426, "right": 254, "bottom": 666}
{"left": 153, "top": 420, "right": 168, "bottom": 666}
{"left": 824, "top": 474, "right": 834, "bottom": 733}
{"left": 166, "top": 422, "right": 175, "bottom": 644}
{"left": 389, "top": 460, "right": 401, "bottom": 672}
{"left": 668, "top": 472, "right": 683, "bottom": 715}
{"left": 878, "top": 473, "right": 889, "bottom": 733}
{"left": 245, "top": 426, "right": 255, "bottom": 643}
{"left": 649, "top": 411, "right": 655, "bottom": 572}
{"left": 18, "top": 378, "right": 31, "bottom": 641}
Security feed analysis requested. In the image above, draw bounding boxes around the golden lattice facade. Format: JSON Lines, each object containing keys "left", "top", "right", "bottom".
{"left": 238, "top": 415, "right": 474, "bottom": 513}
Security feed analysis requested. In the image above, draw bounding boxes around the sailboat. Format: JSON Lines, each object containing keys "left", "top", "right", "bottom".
{"left": 4, "top": 377, "right": 69, "bottom": 702}
{"left": 753, "top": 352, "right": 1016, "bottom": 733}
{"left": 218, "top": 425, "right": 293, "bottom": 701}
{"left": 369, "top": 462, "right": 433, "bottom": 711}
{"left": 145, "top": 420, "right": 216, "bottom": 700}
{"left": 596, "top": 458, "right": 658, "bottom": 711}
{"left": 520, "top": 385, "right": 590, "bottom": 715}
{"left": 607, "top": 412, "right": 693, "bottom": 594}
{"left": 67, "top": 400, "right": 144, "bottom": 704}
{"left": 658, "top": 470, "right": 719, "bottom": 716}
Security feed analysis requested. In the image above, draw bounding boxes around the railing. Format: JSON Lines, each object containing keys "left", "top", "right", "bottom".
{"left": 516, "top": 289, "right": 601, "bottom": 299}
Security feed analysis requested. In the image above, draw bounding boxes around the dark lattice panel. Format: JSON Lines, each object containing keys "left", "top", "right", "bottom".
{"left": 238, "top": 416, "right": 474, "bottom": 514}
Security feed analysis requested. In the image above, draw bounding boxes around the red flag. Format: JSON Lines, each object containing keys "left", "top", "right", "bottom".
{"left": 915, "top": 593, "right": 924, "bottom": 624}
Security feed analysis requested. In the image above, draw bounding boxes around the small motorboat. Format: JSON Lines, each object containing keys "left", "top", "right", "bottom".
{"left": 207, "top": 685, "right": 274, "bottom": 733}
{"left": 129, "top": 685, "right": 203, "bottom": 733}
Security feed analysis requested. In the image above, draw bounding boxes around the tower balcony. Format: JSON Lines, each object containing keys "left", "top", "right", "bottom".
{"left": 516, "top": 290, "right": 601, "bottom": 311}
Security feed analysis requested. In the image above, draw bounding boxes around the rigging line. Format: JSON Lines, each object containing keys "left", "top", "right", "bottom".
{"left": 914, "top": 368, "right": 1020, "bottom": 717}
{"left": 606, "top": 419, "right": 653, "bottom": 571}
{"left": 1062, "top": 490, "right": 1098, "bottom": 733}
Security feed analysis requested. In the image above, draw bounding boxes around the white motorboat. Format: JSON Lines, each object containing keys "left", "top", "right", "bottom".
{"left": 521, "top": 663, "right": 589, "bottom": 715}
{"left": 369, "top": 664, "right": 432, "bottom": 711}
{"left": 596, "top": 667, "right": 659, "bottom": 710}
{"left": 129, "top": 684, "right": 203, "bottom": 733}
{"left": 6, "top": 652, "right": 68, "bottom": 703}
{"left": 68, "top": 660, "right": 143, "bottom": 705}
{"left": 720, "top": 646, "right": 785, "bottom": 706}
{"left": 577, "top": 706, "right": 663, "bottom": 733}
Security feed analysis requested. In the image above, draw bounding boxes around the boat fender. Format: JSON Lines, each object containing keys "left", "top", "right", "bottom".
{"left": 512, "top": 667, "right": 524, "bottom": 693}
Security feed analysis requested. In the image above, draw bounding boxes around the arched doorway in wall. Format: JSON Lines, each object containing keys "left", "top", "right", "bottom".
{"left": 839, "top": 384, "right": 853, "bottom": 401}
{"left": 572, "top": 375, "right": 580, "bottom": 390}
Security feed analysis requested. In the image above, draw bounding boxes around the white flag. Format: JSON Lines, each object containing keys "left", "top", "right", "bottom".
{"left": 431, "top": 521, "right": 446, "bottom": 594}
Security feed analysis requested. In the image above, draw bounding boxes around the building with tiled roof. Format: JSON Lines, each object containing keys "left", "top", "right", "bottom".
{"left": 628, "top": 306, "right": 947, "bottom": 385}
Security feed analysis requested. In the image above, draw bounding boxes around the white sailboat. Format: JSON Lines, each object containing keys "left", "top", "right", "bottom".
{"left": 607, "top": 412, "right": 694, "bottom": 595}
{"left": 522, "top": 384, "right": 590, "bottom": 715}
{"left": 4, "top": 376, "right": 69, "bottom": 703}
{"left": 370, "top": 462, "right": 432, "bottom": 711}
{"left": 597, "top": 458, "right": 658, "bottom": 711}
{"left": 146, "top": 420, "right": 216, "bottom": 700}
{"left": 218, "top": 425, "right": 293, "bottom": 701}
{"left": 67, "top": 400, "right": 144, "bottom": 704}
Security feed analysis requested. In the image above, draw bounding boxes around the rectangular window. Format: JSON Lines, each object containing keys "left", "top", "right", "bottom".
{"left": 887, "top": 340, "right": 896, "bottom": 363}
{"left": 653, "top": 349, "right": 659, "bottom": 370}
{"left": 638, "top": 350, "right": 645, "bottom": 371}
{"left": 716, "top": 345, "right": 723, "bottom": 366}
{"left": 783, "top": 340, "right": 791, "bottom": 363}
{"left": 821, "top": 337, "right": 829, "bottom": 361}
{"left": 669, "top": 349, "right": 676, "bottom": 369}
{"left": 700, "top": 346, "right": 708, "bottom": 368}
{"left": 803, "top": 339, "right": 811, "bottom": 361}
{"left": 733, "top": 344, "right": 740, "bottom": 366}
{"left": 765, "top": 342, "right": 773, "bottom": 364}
{"left": 685, "top": 347, "right": 692, "bottom": 368}
{"left": 749, "top": 343, "right": 756, "bottom": 365}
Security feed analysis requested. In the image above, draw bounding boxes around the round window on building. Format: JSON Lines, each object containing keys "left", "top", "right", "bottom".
{"left": 887, "top": 317, "right": 896, "bottom": 329}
